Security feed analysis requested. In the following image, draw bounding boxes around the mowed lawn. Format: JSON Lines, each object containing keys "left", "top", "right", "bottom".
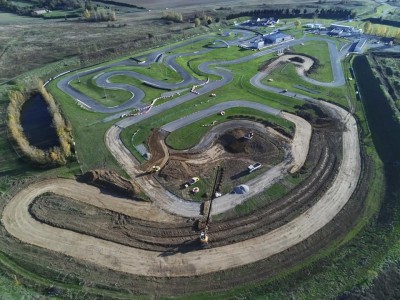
{"left": 70, "top": 73, "right": 133, "bottom": 107}
{"left": 291, "top": 41, "right": 333, "bottom": 82}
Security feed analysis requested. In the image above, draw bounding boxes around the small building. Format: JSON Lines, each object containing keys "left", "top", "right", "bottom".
{"left": 32, "top": 9, "right": 50, "bottom": 15}
{"left": 263, "top": 31, "right": 293, "bottom": 44}
{"left": 247, "top": 17, "right": 278, "bottom": 27}
{"left": 354, "top": 38, "right": 367, "bottom": 53}
{"left": 305, "top": 23, "right": 324, "bottom": 29}
{"left": 329, "top": 23, "right": 362, "bottom": 36}
{"left": 330, "top": 28, "right": 344, "bottom": 36}
{"left": 252, "top": 39, "right": 265, "bottom": 49}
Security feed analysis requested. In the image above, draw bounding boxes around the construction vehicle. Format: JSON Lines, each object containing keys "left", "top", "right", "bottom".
{"left": 199, "top": 166, "right": 223, "bottom": 248}
{"left": 184, "top": 177, "right": 199, "bottom": 188}
{"left": 244, "top": 131, "right": 254, "bottom": 140}
{"left": 145, "top": 165, "right": 160, "bottom": 174}
{"left": 151, "top": 165, "right": 160, "bottom": 172}
{"left": 248, "top": 162, "right": 262, "bottom": 173}
{"left": 200, "top": 227, "right": 209, "bottom": 245}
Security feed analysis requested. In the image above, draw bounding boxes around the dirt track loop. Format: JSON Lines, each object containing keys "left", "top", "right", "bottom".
{"left": 2, "top": 104, "right": 360, "bottom": 277}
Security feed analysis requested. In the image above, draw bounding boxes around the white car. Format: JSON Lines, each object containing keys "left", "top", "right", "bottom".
{"left": 248, "top": 162, "right": 262, "bottom": 173}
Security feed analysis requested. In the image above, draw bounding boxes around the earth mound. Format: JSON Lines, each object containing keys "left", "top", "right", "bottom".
{"left": 81, "top": 169, "right": 141, "bottom": 199}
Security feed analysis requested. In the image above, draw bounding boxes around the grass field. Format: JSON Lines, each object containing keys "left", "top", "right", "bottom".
{"left": 291, "top": 41, "right": 334, "bottom": 82}
{"left": 262, "top": 62, "right": 349, "bottom": 107}
{"left": 106, "top": 64, "right": 183, "bottom": 83}
{"left": 70, "top": 74, "right": 133, "bottom": 107}
{"left": 107, "top": 74, "right": 167, "bottom": 102}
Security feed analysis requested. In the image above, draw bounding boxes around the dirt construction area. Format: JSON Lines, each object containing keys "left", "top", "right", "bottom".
{"left": 154, "top": 120, "right": 289, "bottom": 200}
{"left": 262, "top": 54, "right": 315, "bottom": 77}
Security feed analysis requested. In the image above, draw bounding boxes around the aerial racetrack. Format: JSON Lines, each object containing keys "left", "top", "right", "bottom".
{"left": 2, "top": 29, "right": 362, "bottom": 295}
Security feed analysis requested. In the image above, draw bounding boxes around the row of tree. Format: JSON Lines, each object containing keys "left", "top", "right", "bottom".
{"left": 7, "top": 79, "right": 74, "bottom": 166}
{"left": 364, "top": 21, "right": 400, "bottom": 41}
{"left": 226, "top": 8, "right": 356, "bottom": 20}
{"left": 161, "top": 11, "right": 184, "bottom": 23}
{"left": 83, "top": 8, "right": 116, "bottom": 22}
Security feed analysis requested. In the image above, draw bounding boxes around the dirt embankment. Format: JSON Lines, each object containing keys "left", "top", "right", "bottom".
{"left": 261, "top": 54, "right": 315, "bottom": 77}
{"left": 160, "top": 124, "right": 286, "bottom": 199}
{"left": 81, "top": 169, "right": 142, "bottom": 200}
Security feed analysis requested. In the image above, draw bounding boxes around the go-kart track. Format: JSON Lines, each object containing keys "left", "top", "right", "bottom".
{"left": 2, "top": 29, "right": 361, "bottom": 285}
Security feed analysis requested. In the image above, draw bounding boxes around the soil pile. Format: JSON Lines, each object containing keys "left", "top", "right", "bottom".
{"left": 82, "top": 169, "right": 141, "bottom": 199}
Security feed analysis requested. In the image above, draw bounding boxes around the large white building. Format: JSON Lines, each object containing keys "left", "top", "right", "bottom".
{"left": 329, "top": 23, "right": 362, "bottom": 36}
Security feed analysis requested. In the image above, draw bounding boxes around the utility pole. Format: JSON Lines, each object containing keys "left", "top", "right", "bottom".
{"left": 103, "top": 85, "right": 108, "bottom": 99}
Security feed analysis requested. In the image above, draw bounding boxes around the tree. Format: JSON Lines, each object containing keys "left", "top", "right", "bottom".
{"left": 83, "top": 8, "right": 90, "bottom": 20}
{"left": 364, "top": 21, "right": 372, "bottom": 34}
{"left": 110, "top": 10, "right": 116, "bottom": 21}
{"left": 194, "top": 17, "right": 201, "bottom": 27}
{"left": 294, "top": 19, "right": 301, "bottom": 28}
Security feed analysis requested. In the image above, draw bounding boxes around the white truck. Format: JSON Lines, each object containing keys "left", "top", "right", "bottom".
{"left": 248, "top": 162, "right": 262, "bottom": 173}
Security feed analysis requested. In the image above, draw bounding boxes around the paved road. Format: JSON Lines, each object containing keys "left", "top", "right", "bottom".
{"left": 56, "top": 29, "right": 255, "bottom": 114}
{"left": 57, "top": 33, "right": 346, "bottom": 114}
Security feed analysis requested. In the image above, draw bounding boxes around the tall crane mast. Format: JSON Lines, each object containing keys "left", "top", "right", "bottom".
{"left": 200, "top": 165, "right": 223, "bottom": 248}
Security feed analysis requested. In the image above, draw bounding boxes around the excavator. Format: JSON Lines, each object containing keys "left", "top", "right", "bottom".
{"left": 199, "top": 165, "right": 223, "bottom": 248}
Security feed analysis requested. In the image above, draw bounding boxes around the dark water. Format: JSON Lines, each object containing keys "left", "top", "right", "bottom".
{"left": 20, "top": 93, "right": 60, "bottom": 150}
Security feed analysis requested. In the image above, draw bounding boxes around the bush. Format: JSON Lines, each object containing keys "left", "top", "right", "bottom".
{"left": 161, "top": 11, "right": 183, "bottom": 23}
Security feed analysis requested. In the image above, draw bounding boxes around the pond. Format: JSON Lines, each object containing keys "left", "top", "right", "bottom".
{"left": 20, "top": 93, "right": 60, "bottom": 150}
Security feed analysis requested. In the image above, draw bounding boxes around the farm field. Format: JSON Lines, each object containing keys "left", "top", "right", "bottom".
{"left": 1, "top": 0, "right": 400, "bottom": 298}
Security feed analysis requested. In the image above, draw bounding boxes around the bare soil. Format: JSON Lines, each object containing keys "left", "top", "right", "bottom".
{"left": 81, "top": 169, "right": 142, "bottom": 200}
{"left": 262, "top": 54, "right": 315, "bottom": 77}
{"left": 0, "top": 148, "right": 368, "bottom": 299}
{"left": 30, "top": 122, "right": 340, "bottom": 252}
{"left": 159, "top": 125, "right": 286, "bottom": 200}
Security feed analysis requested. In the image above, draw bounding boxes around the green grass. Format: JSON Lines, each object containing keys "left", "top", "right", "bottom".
{"left": 166, "top": 107, "right": 293, "bottom": 150}
{"left": 232, "top": 181, "right": 286, "bottom": 215}
{"left": 107, "top": 74, "right": 166, "bottom": 103}
{"left": 262, "top": 62, "right": 349, "bottom": 107}
{"left": 291, "top": 40, "right": 333, "bottom": 82}
{"left": 174, "top": 46, "right": 255, "bottom": 80}
{"left": 107, "top": 63, "right": 183, "bottom": 83}
{"left": 0, "top": 12, "right": 45, "bottom": 25}
{"left": 46, "top": 80, "right": 126, "bottom": 175}
{"left": 42, "top": 9, "right": 82, "bottom": 19}
{"left": 70, "top": 73, "right": 133, "bottom": 107}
